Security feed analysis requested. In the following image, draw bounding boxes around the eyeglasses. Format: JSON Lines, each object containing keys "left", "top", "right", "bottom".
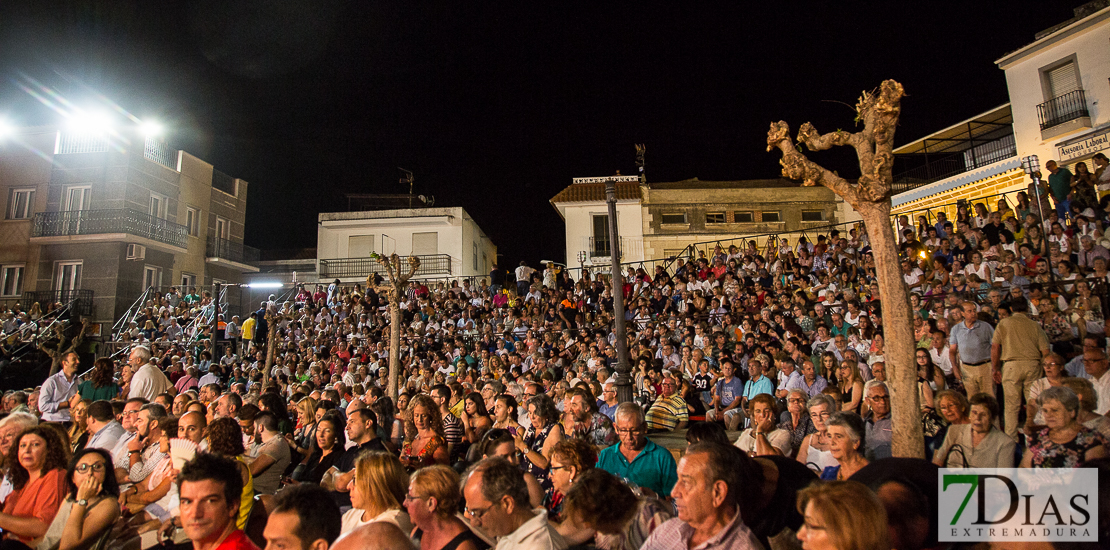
{"left": 615, "top": 426, "right": 645, "bottom": 435}
{"left": 787, "top": 398, "right": 805, "bottom": 404}
{"left": 76, "top": 462, "right": 106, "bottom": 473}
{"left": 403, "top": 493, "right": 428, "bottom": 502}
{"left": 465, "top": 505, "right": 492, "bottom": 519}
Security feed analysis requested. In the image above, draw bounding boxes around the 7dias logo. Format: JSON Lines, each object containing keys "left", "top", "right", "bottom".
{"left": 939, "top": 468, "right": 1097, "bottom": 542}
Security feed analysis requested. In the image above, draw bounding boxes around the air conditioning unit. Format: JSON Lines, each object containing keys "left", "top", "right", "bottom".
{"left": 126, "top": 244, "right": 146, "bottom": 261}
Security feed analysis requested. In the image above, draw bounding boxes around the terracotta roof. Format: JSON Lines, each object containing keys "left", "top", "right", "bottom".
{"left": 549, "top": 181, "right": 643, "bottom": 204}
{"left": 649, "top": 177, "right": 804, "bottom": 189}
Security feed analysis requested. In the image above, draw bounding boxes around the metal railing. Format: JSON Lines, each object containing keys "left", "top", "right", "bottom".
{"left": 22, "top": 289, "right": 94, "bottom": 316}
{"left": 587, "top": 236, "right": 642, "bottom": 260}
{"left": 319, "top": 254, "right": 453, "bottom": 279}
{"left": 56, "top": 133, "right": 109, "bottom": 155}
{"left": 892, "top": 132, "right": 1017, "bottom": 193}
{"left": 31, "top": 209, "right": 189, "bottom": 248}
{"left": 206, "top": 236, "right": 260, "bottom": 265}
{"left": 143, "top": 137, "right": 177, "bottom": 170}
{"left": 1037, "top": 89, "right": 1089, "bottom": 130}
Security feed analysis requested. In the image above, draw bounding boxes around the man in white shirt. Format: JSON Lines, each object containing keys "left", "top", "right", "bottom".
{"left": 463, "top": 457, "right": 567, "bottom": 550}
{"left": 1084, "top": 349, "right": 1110, "bottom": 415}
{"left": 39, "top": 352, "right": 81, "bottom": 422}
{"left": 85, "top": 400, "right": 126, "bottom": 450}
{"left": 127, "top": 346, "right": 172, "bottom": 400}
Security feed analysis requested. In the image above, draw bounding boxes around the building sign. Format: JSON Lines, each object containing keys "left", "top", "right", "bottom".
{"left": 573, "top": 175, "right": 640, "bottom": 184}
{"left": 1058, "top": 127, "right": 1110, "bottom": 163}
{"left": 939, "top": 468, "right": 1097, "bottom": 543}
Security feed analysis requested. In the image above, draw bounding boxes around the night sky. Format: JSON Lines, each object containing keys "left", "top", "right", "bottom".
{"left": 0, "top": 1, "right": 1072, "bottom": 266}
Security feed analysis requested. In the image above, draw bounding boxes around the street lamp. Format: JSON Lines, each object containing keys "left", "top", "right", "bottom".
{"left": 1021, "top": 155, "right": 1056, "bottom": 288}
{"left": 605, "top": 177, "right": 633, "bottom": 404}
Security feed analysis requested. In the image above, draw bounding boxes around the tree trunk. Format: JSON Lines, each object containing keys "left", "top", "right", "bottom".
{"left": 387, "top": 297, "right": 402, "bottom": 401}
{"left": 263, "top": 312, "right": 277, "bottom": 388}
{"left": 857, "top": 201, "right": 924, "bottom": 458}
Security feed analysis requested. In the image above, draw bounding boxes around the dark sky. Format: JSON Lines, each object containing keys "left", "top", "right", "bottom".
{"left": 0, "top": 1, "right": 1073, "bottom": 266}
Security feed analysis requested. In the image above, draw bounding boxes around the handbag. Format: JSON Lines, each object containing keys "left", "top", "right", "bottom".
{"left": 921, "top": 407, "right": 946, "bottom": 437}
{"left": 942, "top": 443, "right": 970, "bottom": 468}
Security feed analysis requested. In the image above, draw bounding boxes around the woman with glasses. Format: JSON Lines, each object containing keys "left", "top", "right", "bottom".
{"left": 35, "top": 448, "right": 120, "bottom": 550}
{"left": 778, "top": 390, "right": 813, "bottom": 458}
{"left": 339, "top": 452, "right": 412, "bottom": 538}
{"left": 796, "top": 395, "right": 838, "bottom": 474}
{"left": 406, "top": 465, "right": 488, "bottom": 550}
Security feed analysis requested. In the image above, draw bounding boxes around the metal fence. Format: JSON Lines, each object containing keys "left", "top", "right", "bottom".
{"left": 23, "top": 289, "right": 94, "bottom": 316}
{"left": 1038, "top": 89, "right": 1089, "bottom": 131}
{"left": 143, "top": 137, "right": 177, "bottom": 170}
{"left": 207, "top": 236, "right": 260, "bottom": 264}
{"left": 31, "top": 209, "right": 189, "bottom": 248}
{"left": 319, "top": 254, "right": 453, "bottom": 279}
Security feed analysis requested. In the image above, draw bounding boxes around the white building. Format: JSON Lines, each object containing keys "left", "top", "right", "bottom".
{"left": 316, "top": 206, "right": 496, "bottom": 283}
{"left": 549, "top": 175, "right": 645, "bottom": 270}
{"left": 997, "top": 1, "right": 1110, "bottom": 170}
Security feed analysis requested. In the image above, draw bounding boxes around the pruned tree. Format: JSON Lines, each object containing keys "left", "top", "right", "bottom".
{"left": 370, "top": 253, "right": 421, "bottom": 401}
{"left": 41, "top": 318, "right": 90, "bottom": 375}
{"left": 767, "top": 80, "right": 923, "bottom": 458}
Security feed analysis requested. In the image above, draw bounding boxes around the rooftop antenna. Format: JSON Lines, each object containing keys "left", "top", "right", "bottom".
{"left": 399, "top": 167, "right": 414, "bottom": 208}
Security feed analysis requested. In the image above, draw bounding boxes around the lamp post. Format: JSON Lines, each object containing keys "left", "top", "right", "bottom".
{"left": 605, "top": 177, "right": 633, "bottom": 404}
{"left": 1021, "top": 155, "right": 1056, "bottom": 288}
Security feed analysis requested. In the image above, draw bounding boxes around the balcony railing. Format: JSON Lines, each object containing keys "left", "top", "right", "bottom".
{"left": 23, "top": 289, "right": 94, "bottom": 316}
{"left": 892, "top": 132, "right": 1017, "bottom": 194}
{"left": 31, "top": 209, "right": 189, "bottom": 248}
{"left": 587, "top": 236, "right": 642, "bottom": 260}
{"left": 207, "top": 236, "right": 260, "bottom": 265}
{"left": 319, "top": 254, "right": 452, "bottom": 279}
{"left": 1038, "top": 89, "right": 1089, "bottom": 131}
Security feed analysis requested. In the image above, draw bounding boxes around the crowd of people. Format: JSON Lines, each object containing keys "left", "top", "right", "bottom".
{"left": 1, "top": 163, "right": 1110, "bottom": 550}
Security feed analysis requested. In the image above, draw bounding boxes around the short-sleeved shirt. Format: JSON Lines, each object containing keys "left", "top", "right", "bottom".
{"left": 596, "top": 439, "right": 678, "bottom": 497}
{"left": 645, "top": 395, "right": 689, "bottom": 432}
{"left": 3, "top": 468, "right": 66, "bottom": 543}
{"left": 253, "top": 436, "right": 292, "bottom": 495}
{"left": 715, "top": 377, "right": 743, "bottom": 407}
{"left": 950, "top": 320, "right": 994, "bottom": 365}
{"left": 991, "top": 313, "right": 1050, "bottom": 364}
{"left": 742, "top": 376, "right": 774, "bottom": 402}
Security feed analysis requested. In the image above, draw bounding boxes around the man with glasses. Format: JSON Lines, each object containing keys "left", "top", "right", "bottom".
{"left": 596, "top": 403, "right": 677, "bottom": 498}
{"left": 645, "top": 374, "right": 688, "bottom": 432}
{"left": 596, "top": 382, "right": 619, "bottom": 421}
{"left": 863, "top": 380, "right": 892, "bottom": 460}
{"left": 463, "top": 457, "right": 567, "bottom": 549}
{"left": 109, "top": 397, "right": 146, "bottom": 471}
{"left": 1083, "top": 348, "right": 1110, "bottom": 415}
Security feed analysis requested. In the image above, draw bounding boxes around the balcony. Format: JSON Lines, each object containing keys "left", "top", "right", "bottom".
{"left": 23, "top": 289, "right": 94, "bottom": 316}
{"left": 31, "top": 209, "right": 188, "bottom": 249}
{"left": 1038, "top": 89, "right": 1090, "bottom": 131}
{"left": 207, "top": 237, "right": 260, "bottom": 266}
{"left": 587, "top": 236, "right": 642, "bottom": 261}
{"left": 319, "top": 254, "right": 453, "bottom": 279}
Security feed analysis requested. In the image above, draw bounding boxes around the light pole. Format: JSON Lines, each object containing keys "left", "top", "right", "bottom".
{"left": 1021, "top": 155, "right": 1056, "bottom": 289}
{"left": 605, "top": 177, "right": 633, "bottom": 403}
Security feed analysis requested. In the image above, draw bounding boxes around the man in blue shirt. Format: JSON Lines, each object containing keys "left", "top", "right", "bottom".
{"left": 706, "top": 360, "right": 744, "bottom": 431}
{"left": 739, "top": 358, "right": 774, "bottom": 429}
{"left": 596, "top": 402, "right": 677, "bottom": 498}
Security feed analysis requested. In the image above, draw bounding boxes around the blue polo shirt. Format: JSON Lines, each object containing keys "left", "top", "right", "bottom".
{"left": 596, "top": 439, "right": 678, "bottom": 497}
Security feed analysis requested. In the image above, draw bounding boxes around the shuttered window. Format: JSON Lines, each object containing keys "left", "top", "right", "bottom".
{"left": 1047, "top": 62, "right": 1078, "bottom": 98}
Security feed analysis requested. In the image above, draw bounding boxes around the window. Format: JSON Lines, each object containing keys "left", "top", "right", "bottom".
{"left": 215, "top": 216, "right": 230, "bottom": 240}
{"left": 186, "top": 207, "right": 200, "bottom": 236}
{"left": 733, "top": 211, "right": 754, "bottom": 223}
{"left": 762, "top": 211, "right": 781, "bottom": 222}
{"left": 663, "top": 248, "right": 687, "bottom": 259}
{"left": 660, "top": 212, "right": 687, "bottom": 225}
{"left": 143, "top": 266, "right": 162, "bottom": 289}
{"left": 64, "top": 186, "right": 90, "bottom": 211}
{"left": 149, "top": 192, "right": 167, "bottom": 219}
{"left": 7, "top": 189, "right": 33, "bottom": 220}
{"left": 55, "top": 261, "right": 82, "bottom": 291}
{"left": 348, "top": 235, "right": 375, "bottom": 257}
{"left": 592, "top": 215, "right": 611, "bottom": 257}
{"left": 802, "top": 210, "right": 824, "bottom": 222}
{"left": 181, "top": 273, "right": 197, "bottom": 288}
{"left": 706, "top": 212, "right": 726, "bottom": 224}
{"left": 0, "top": 265, "right": 23, "bottom": 296}
{"left": 412, "top": 232, "right": 438, "bottom": 255}
{"left": 1045, "top": 61, "right": 1079, "bottom": 99}
{"left": 473, "top": 243, "right": 478, "bottom": 270}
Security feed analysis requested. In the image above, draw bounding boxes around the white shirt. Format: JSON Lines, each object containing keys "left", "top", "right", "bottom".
{"left": 38, "top": 370, "right": 79, "bottom": 422}
{"left": 129, "top": 363, "right": 173, "bottom": 401}
{"left": 1093, "top": 370, "right": 1110, "bottom": 415}
{"left": 496, "top": 510, "right": 567, "bottom": 550}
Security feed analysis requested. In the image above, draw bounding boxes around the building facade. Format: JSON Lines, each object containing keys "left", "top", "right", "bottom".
{"left": 0, "top": 124, "right": 256, "bottom": 325}
{"left": 549, "top": 175, "right": 645, "bottom": 271}
{"left": 316, "top": 206, "right": 497, "bottom": 283}
{"left": 997, "top": 1, "right": 1110, "bottom": 176}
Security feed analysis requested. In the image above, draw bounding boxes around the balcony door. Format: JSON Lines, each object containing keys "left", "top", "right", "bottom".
{"left": 55, "top": 261, "right": 82, "bottom": 292}
{"left": 64, "top": 186, "right": 90, "bottom": 234}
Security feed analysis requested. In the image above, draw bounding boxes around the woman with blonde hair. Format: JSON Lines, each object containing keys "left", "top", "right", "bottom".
{"left": 287, "top": 396, "right": 318, "bottom": 461}
{"left": 405, "top": 465, "right": 487, "bottom": 550}
{"left": 340, "top": 451, "right": 413, "bottom": 537}
{"left": 796, "top": 480, "right": 889, "bottom": 550}
{"left": 836, "top": 361, "right": 864, "bottom": 414}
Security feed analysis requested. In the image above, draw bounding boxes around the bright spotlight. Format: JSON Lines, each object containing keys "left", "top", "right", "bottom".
{"left": 139, "top": 120, "right": 163, "bottom": 136}
{"left": 67, "top": 111, "right": 112, "bottom": 134}
{"left": 0, "top": 119, "right": 13, "bottom": 139}
{"left": 246, "top": 282, "right": 283, "bottom": 289}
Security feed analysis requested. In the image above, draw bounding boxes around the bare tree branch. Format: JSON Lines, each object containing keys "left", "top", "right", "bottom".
{"left": 766, "top": 121, "right": 861, "bottom": 207}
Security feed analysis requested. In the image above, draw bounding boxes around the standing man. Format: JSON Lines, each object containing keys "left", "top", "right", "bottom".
{"left": 596, "top": 403, "right": 677, "bottom": 498}
{"left": 39, "top": 351, "right": 81, "bottom": 423}
{"left": 128, "top": 346, "right": 172, "bottom": 401}
{"left": 950, "top": 302, "right": 993, "bottom": 398}
{"left": 224, "top": 315, "right": 241, "bottom": 357}
{"left": 641, "top": 443, "right": 762, "bottom": 550}
{"left": 178, "top": 453, "right": 260, "bottom": 550}
{"left": 1046, "top": 160, "right": 1074, "bottom": 220}
{"left": 515, "top": 261, "right": 535, "bottom": 297}
{"left": 991, "top": 297, "right": 1050, "bottom": 437}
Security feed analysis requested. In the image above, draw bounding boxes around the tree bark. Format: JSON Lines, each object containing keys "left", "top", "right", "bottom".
{"left": 387, "top": 300, "right": 402, "bottom": 400}
{"left": 372, "top": 254, "right": 420, "bottom": 403}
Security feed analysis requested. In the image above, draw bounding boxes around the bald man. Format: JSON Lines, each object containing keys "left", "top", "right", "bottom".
{"left": 332, "top": 522, "right": 415, "bottom": 550}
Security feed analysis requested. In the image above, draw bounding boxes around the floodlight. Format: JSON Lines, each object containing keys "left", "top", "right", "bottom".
{"left": 67, "top": 110, "right": 112, "bottom": 134}
{"left": 0, "top": 119, "right": 12, "bottom": 139}
{"left": 246, "top": 282, "right": 283, "bottom": 289}
{"left": 139, "top": 120, "right": 163, "bottom": 136}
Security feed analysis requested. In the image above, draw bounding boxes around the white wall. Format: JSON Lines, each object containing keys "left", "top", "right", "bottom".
{"left": 561, "top": 200, "right": 644, "bottom": 268}
{"left": 1000, "top": 10, "right": 1110, "bottom": 164}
